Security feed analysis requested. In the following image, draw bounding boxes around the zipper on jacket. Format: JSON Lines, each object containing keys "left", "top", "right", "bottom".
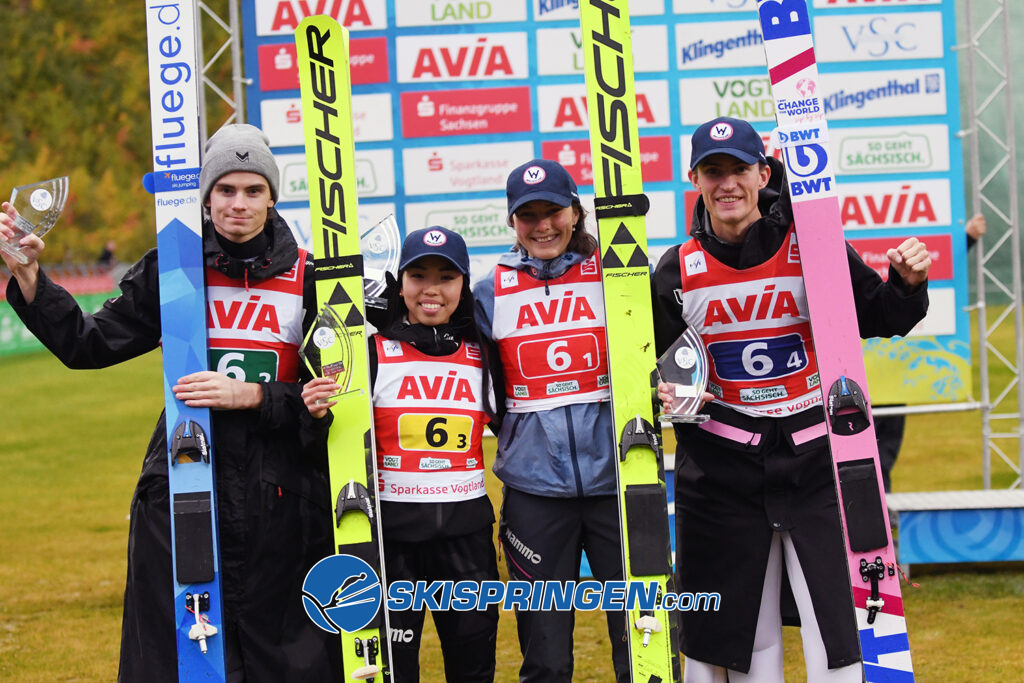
{"left": 563, "top": 405, "right": 584, "bottom": 497}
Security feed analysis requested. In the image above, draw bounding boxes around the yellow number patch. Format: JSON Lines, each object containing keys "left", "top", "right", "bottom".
{"left": 398, "top": 414, "right": 473, "bottom": 453}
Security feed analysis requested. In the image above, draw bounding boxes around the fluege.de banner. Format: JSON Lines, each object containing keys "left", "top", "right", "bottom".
{"left": 241, "top": 0, "right": 969, "bottom": 406}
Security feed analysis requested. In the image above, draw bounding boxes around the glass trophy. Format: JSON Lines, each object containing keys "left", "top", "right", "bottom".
{"left": 1, "top": 176, "right": 69, "bottom": 264}
{"left": 656, "top": 327, "right": 711, "bottom": 424}
{"left": 299, "top": 303, "right": 357, "bottom": 399}
{"left": 360, "top": 214, "right": 400, "bottom": 305}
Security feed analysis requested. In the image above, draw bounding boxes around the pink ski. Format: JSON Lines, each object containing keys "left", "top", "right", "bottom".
{"left": 756, "top": 2, "right": 914, "bottom": 681}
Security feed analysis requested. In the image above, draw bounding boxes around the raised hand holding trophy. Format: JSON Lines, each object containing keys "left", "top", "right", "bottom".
{"left": 656, "top": 327, "right": 711, "bottom": 424}
{"left": 0, "top": 177, "right": 69, "bottom": 264}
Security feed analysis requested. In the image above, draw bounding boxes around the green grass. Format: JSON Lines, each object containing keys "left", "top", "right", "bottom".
{"left": 2, "top": 330, "right": 1024, "bottom": 681}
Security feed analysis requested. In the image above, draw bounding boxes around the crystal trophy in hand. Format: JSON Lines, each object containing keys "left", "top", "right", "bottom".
{"left": 361, "top": 213, "right": 400, "bottom": 307}
{"left": 1, "top": 177, "right": 69, "bottom": 264}
{"left": 299, "top": 302, "right": 356, "bottom": 400}
{"left": 656, "top": 327, "right": 710, "bottom": 424}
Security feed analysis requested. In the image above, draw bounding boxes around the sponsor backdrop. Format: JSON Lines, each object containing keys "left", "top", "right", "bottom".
{"left": 241, "top": 0, "right": 969, "bottom": 405}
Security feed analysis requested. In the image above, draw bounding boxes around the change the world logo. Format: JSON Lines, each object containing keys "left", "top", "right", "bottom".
{"left": 302, "top": 554, "right": 383, "bottom": 634}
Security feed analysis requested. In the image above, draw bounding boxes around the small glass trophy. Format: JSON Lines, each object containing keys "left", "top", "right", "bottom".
{"left": 1, "top": 176, "right": 69, "bottom": 264}
{"left": 360, "top": 214, "right": 400, "bottom": 305}
{"left": 656, "top": 327, "right": 710, "bottom": 424}
{"left": 299, "top": 303, "right": 356, "bottom": 399}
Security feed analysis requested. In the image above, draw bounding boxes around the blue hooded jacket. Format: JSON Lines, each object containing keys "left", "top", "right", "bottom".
{"left": 473, "top": 249, "right": 617, "bottom": 497}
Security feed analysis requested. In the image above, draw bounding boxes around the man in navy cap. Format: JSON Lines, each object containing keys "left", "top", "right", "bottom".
{"left": 651, "top": 117, "right": 931, "bottom": 681}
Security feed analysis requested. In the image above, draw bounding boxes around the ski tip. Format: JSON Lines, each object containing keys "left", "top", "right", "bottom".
{"left": 142, "top": 172, "right": 156, "bottom": 194}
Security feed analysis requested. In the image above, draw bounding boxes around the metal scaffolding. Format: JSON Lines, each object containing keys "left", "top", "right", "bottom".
{"left": 195, "top": 0, "right": 245, "bottom": 144}
{"left": 961, "top": 0, "right": 1024, "bottom": 489}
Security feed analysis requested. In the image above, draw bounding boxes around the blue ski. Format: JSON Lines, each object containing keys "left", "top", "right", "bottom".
{"left": 144, "top": 0, "right": 227, "bottom": 678}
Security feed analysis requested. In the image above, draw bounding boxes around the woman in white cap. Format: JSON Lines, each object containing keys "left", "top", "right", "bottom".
{"left": 304, "top": 226, "right": 500, "bottom": 682}
{"left": 473, "top": 159, "right": 630, "bottom": 682}
{"left": 2, "top": 124, "right": 340, "bottom": 681}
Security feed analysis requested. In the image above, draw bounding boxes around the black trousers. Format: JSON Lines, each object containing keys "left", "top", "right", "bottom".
{"left": 384, "top": 524, "right": 499, "bottom": 683}
{"left": 499, "top": 487, "right": 630, "bottom": 683}
{"left": 673, "top": 426, "right": 861, "bottom": 673}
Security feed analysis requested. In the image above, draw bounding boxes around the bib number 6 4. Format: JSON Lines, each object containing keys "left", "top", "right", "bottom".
{"left": 709, "top": 334, "right": 809, "bottom": 381}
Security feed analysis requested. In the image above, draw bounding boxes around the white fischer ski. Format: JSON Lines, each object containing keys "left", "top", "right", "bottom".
{"left": 755, "top": 2, "right": 914, "bottom": 680}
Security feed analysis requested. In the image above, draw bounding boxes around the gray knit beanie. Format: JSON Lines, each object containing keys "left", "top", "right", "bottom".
{"left": 199, "top": 124, "right": 280, "bottom": 203}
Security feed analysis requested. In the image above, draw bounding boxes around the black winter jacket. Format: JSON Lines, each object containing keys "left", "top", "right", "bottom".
{"left": 7, "top": 210, "right": 340, "bottom": 681}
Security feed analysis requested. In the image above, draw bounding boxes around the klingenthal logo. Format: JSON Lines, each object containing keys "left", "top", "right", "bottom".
{"left": 301, "top": 554, "right": 382, "bottom": 634}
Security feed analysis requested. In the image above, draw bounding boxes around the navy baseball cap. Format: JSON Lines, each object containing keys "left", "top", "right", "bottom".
{"left": 399, "top": 226, "right": 469, "bottom": 275}
{"left": 506, "top": 159, "right": 579, "bottom": 218}
{"left": 690, "top": 117, "right": 767, "bottom": 169}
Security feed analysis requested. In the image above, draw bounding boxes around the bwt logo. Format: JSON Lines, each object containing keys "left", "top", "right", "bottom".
{"left": 301, "top": 554, "right": 383, "bottom": 634}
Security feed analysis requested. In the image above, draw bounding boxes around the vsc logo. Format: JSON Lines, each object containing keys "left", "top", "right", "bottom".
{"left": 301, "top": 554, "right": 383, "bottom": 634}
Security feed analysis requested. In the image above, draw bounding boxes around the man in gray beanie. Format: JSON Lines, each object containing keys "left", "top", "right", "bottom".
{"left": 2, "top": 124, "right": 341, "bottom": 681}
{"left": 199, "top": 123, "right": 281, "bottom": 205}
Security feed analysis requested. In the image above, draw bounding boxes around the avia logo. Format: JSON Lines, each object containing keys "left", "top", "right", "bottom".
{"left": 705, "top": 285, "right": 802, "bottom": 327}
{"left": 208, "top": 296, "right": 281, "bottom": 334}
{"left": 302, "top": 554, "right": 382, "bottom": 634}
{"left": 842, "top": 17, "right": 919, "bottom": 58}
{"left": 412, "top": 37, "right": 514, "bottom": 79}
{"left": 840, "top": 184, "right": 937, "bottom": 227}
{"left": 552, "top": 94, "right": 656, "bottom": 129}
{"left": 515, "top": 291, "right": 597, "bottom": 329}
{"left": 397, "top": 371, "right": 477, "bottom": 402}
{"left": 269, "top": 0, "right": 373, "bottom": 32}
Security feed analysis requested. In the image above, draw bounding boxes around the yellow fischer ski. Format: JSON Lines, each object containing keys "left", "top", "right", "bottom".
{"left": 295, "top": 15, "right": 392, "bottom": 681}
{"left": 579, "top": 1, "right": 681, "bottom": 681}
